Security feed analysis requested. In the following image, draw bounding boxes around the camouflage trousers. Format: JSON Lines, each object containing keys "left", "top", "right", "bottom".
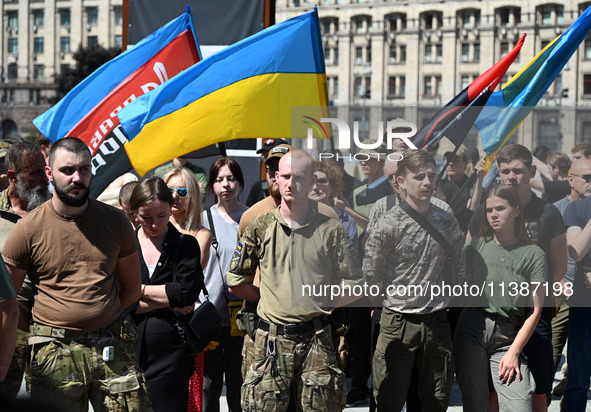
{"left": 241, "top": 320, "right": 346, "bottom": 412}
{"left": 241, "top": 333, "right": 255, "bottom": 381}
{"left": 28, "top": 313, "right": 152, "bottom": 412}
{"left": 4, "top": 329, "right": 30, "bottom": 398}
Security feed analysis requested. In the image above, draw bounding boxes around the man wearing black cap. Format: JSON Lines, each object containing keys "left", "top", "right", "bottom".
{"left": 245, "top": 138, "right": 288, "bottom": 206}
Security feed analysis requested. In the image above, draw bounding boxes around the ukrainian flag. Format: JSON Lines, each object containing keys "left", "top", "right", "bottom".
{"left": 118, "top": 8, "right": 328, "bottom": 176}
{"left": 475, "top": 6, "right": 591, "bottom": 167}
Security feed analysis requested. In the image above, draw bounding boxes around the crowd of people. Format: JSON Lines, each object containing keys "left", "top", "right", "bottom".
{"left": 0, "top": 136, "right": 590, "bottom": 412}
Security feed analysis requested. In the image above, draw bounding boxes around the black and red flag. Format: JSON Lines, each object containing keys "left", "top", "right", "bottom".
{"left": 412, "top": 33, "right": 526, "bottom": 150}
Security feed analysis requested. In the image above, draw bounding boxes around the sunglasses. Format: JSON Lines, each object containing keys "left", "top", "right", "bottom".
{"left": 265, "top": 164, "right": 279, "bottom": 174}
{"left": 571, "top": 173, "right": 591, "bottom": 183}
{"left": 169, "top": 187, "right": 188, "bottom": 198}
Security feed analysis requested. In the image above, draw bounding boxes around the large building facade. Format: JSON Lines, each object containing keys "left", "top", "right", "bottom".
{"left": 1, "top": 0, "right": 590, "bottom": 152}
{"left": 0, "top": 0, "right": 122, "bottom": 139}
{"left": 277, "top": 0, "right": 591, "bottom": 152}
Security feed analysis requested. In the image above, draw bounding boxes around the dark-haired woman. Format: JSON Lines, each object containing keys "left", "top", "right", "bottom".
{"left": 454, "top": 184, "right": 545, "bottom": 412}
{"left": 130, "top": 177, "right": 204, "bottom": 412}
{"left": 201, "top": 158, "right": 249, "bottom": 412}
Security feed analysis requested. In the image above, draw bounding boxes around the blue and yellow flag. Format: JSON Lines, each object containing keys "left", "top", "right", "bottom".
{"left": 118, "top": 8, "right": 328, "bottom": 176}
{"left": 475, "top": 6, "right": 591, "bottom": 168}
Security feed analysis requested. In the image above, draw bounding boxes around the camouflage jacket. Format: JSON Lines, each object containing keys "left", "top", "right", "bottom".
{"left": 363, "top": 202, "right": 466, "bottom": 313}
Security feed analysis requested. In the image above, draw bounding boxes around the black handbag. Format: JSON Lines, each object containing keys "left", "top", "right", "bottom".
{"left": 172, "top": 235, "right": 222, "bottom": 354}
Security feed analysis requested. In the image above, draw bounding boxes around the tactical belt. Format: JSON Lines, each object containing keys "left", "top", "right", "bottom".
{"left": 257, "top": 316, "right": 329, "bottom": 337}
{"left": 30, "top": 322, "right": 114, "bottom": 340}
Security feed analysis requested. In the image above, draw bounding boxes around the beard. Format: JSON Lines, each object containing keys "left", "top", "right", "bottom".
{"left": 15, "top": 179, "right": 51, "bottom": 212}
{"left": 53, "top": 181, "right": 90, "bottom": 208}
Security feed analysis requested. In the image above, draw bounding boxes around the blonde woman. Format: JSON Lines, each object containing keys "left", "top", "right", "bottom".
{"left": 163, "top": 166, "right": 212, "bottom": 412}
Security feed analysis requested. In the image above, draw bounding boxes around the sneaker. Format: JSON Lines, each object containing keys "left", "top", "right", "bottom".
{"left": 552, "top": 377, "right": 567, "bottom": 397}
{"left": 346, "top": 387, "right": 369, "bottom": 407}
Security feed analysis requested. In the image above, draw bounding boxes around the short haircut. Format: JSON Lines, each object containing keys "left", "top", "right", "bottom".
{"left": 396, "top": 149, "right": 435, "bottom": 178}
{"left": 128, "top": 176, "right": 173, "bottom": 213}
{"left": 119, "top": 181, "right": 139, "bottom": 207}
{"left": 207, "top": 157, "right": 245, "bottom": 197}
{"left": 314, "top": 160, "right": 344, "bottom": 201}
{"left": 496, "top": 144, "right": 532, "bottom": 168}
{"left": 163, "top": 166, "right": 203, "bottom": 230}
{"left": 547, "top": 151, "right": 571, "bottom": 175}
{"left": 5, "top": 142, "right": 41, "bottom": 173}
{"left": 36, "top": 136, "right": 52, "bottom": 147}
{"left": 284, "top": 149, "right": 315, "bottom": 178}
{"left": 572, "top": 142, "right": 591, "bottom": 157}
{"left": 479, "top": 184, "right": 532, "bottom": 244}
{"left": 48, "top": 137, "right": 91, "bottom": 168}
{"left": 532, "top": 145, "right": 550, "bottom": 163}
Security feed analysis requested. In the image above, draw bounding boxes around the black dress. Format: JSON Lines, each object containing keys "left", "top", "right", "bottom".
{"left": 133, "top": 223, "right": 204, "bottom": 412}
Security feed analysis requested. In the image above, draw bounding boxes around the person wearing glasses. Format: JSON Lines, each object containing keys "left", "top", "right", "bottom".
{"left": 549, "top": 157, "right": 591, "bottom": 399}
{"left": 163, "top": 167, "right": 212, "bottom": 412}
{"left": 201, "top": 158, "right": 248, "bottom": 412}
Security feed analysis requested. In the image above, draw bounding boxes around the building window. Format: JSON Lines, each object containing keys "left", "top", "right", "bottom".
{"left": 539, "top": 5, "right": 564, "bottom": 25}
{"left": 424, "top": 44, "right": 432, "bottom": 63}
{"left": 461, "top": 43, "right": 470, "bottom": 62}
{"left": 8, "top": 38, "right": 18, "bottom": 55}
{"left": 320, "top": 17, "right": 338, "bottom": 34}
{"left": 352, "top": 15, "right": 372, "bottom": 33}
{"left": 388, "top": 75, "right": 406, "bottom": 98}
{"left": 400, "top": 45, "right": 406, "bottom": 63}
{"left": 60, "top": 9, "right": 71, "bottom": 27}
{"left": 30, "top": 89, "right": 41, "bottom": 105}
{"left": 461, "top": 75, "right": 471, "bottom": 90}
{"left": 436, "top": 44, "right": 443, "bottom": 63}
{"left": 424, "top": 75, "right": 441, "bottom": 97}
{"left": 34, "top": 37, "right": 44, "bottom": 54}
{"left": 386, "top": 13, "right": 406, "bottom": 32}
{"left": 33, "top": 9, "right": 44, "bottom": 27}
{"left": 87, "top": 7, "right": 98, "bottom": 25}
{"left": 60, "top": 37, "right": 71, "bottom": 53}
{"left": 354, "top": 76, "right": 371, "bottom": 98}
{"left": 7, "top": 63, "right": 17, "bottom": 81}
{"left": 422, "top": 11, "right": 442, "bottom": 30}
{"left": 88, "top": 36, "right": 99, "bottom": 48}
{"left": 498, "top": 7, "right": 521, "bottom": 27}
{"left": 114, "top": 6, "right": 123, "bottom": 25}
{"left": 584, "top": 75, "right": 591, "bottom": 96}
{"left": 366, "top": 46, "right": 372, "bottom": 64}
{"left": 34, "top": 65, "right": 45, "bottom": 81}
{"left": 329, "top": 76, "right": 339, "bottom": 99}
{"left": 355, "top": 47, "right": 363, "bottom": 65}
{"left": 500, "top": 41, "right": 509, "bottom": 56}
{"left": 474, "top": 43, "right": 480, "bottom": 63}
{"left": 7, "top": 11, "right": 18, "bottom": 28}
{"left": 585, "top": 39, "right": 591, "bottom": 60}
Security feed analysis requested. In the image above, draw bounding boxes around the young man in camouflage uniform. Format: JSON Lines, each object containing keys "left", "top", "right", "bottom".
{"left": 364, "top": 149, "right": 466, "bottom": 411}
{"left": 228, "top": 149, "right": 359, "bottom": 411}
{"left": 3, "top": 138, "right": 151, "bottom": 411}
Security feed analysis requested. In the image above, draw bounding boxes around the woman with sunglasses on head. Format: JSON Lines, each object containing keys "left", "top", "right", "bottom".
{"left": 163, "top": 166, "right": 212, "bottom": 412}
{"left": 201, "top": 157, "right": 248, "bottom": 412}
{"left": 129, "top": 177, "right": 205, "bottom": 412}
{"left": 454, "top": 184, "right": 545, "bottom": 412}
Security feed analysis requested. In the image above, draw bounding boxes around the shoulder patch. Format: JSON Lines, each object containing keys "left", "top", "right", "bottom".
{"left": 229, "top": 241, "right": 243, "bottom": 271}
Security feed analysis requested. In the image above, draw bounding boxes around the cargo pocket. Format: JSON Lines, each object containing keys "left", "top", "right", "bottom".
{"left": 241, "top": 366, "right": 284, "bottom": 412}
{"left": 103, "top": 372, "right": 152, "bottom": 412}
{"left": 301, "top": 364, "right": 346, "bottom": 412}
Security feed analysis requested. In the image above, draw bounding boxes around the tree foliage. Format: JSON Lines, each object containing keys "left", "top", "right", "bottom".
{"left": 53, "top": 45, "right": 121, "bottom": 103}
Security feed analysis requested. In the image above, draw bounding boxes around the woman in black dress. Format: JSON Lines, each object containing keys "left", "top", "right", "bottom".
{"left": 129, "top": 177, "right": 204, "bottom": 412}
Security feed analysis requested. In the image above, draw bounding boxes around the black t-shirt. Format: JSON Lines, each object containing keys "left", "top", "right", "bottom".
{"left": 439, "top": 174, "right": 473, "bottom": 233}
{"left": 245, "top": 180, "right": 268, "bottom": 207}
{"left": 542, "top": 179, "right": 570, "bottom": 204}
{"left": 563, "top": 197, "right": 591, "bottom": 303}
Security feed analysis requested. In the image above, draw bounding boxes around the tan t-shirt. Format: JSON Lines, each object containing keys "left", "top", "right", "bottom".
{"left": 2, "top": 199, "right": 137, "bottom": 330}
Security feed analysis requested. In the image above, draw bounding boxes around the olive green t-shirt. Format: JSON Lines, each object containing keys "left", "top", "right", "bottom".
{"left": 467, "top": 237, "right": 547, "bottom": 319}
{"left": 0, "top": 255, "right": 15, "bottom": 302}
{"left": 228, "top": 206, "right": 359, "bottom": 325}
